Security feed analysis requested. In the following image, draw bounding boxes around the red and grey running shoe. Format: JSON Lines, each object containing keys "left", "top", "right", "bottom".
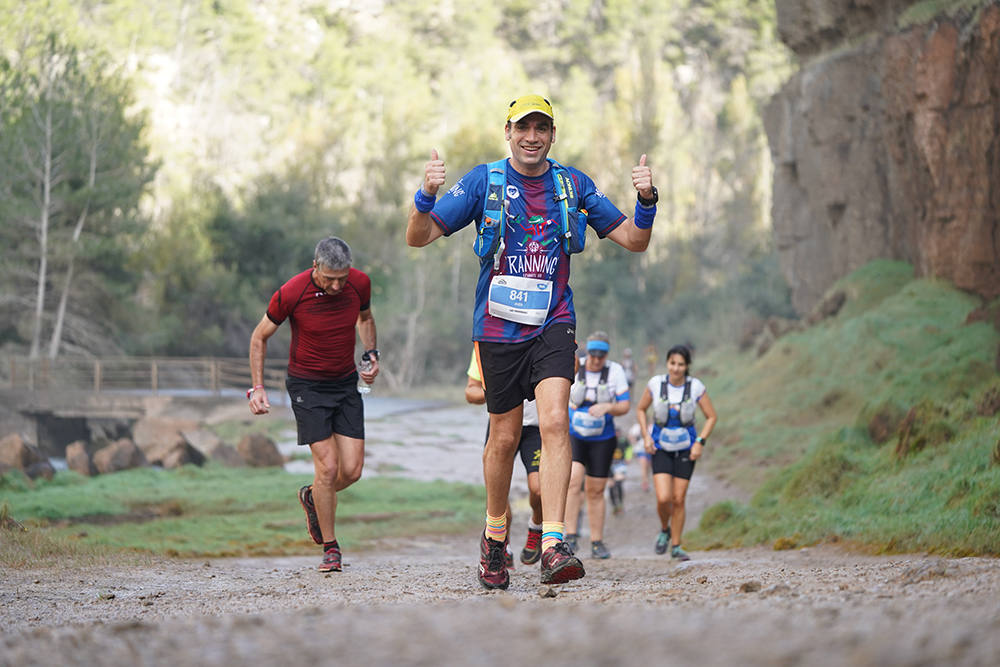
{"left": 520, "top": 527, "right": 542, "bottom": 565}
{"left": 478, "top": 532, "right": 510, "bottom": 590}
{"left": 319, "top": 544, "right": 342, "bottom": 572}
{"left": 540, "top": 541, "right": 586, "bottom": 584}
{"left": 298, "top": 485, "right": 323, "bottom": 545}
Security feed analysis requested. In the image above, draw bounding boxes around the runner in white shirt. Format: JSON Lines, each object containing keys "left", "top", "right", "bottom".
{"left": 635, "top": 345, "right": 717, "bottom": 561}
{"left": 564, "top": 332, "right": 631, "bottom": 559}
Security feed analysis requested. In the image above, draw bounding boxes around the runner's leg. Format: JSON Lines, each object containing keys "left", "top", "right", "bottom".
{"left": 526, "top": 471, "right": 542, "bottom": 524}
{"left": 653, "top": 472, "right": 672, "bottom": 531}
{"left": 483, "top": 406, "right": 523, "bottom": 533}
{"left": 534, "top": 376, "right": 573, "bottom": 526}
{"left": 670, "top": 476, "right": 690, "bottom": 546}
{"left": 563, "top": 461, "right": 586, "bottom": 537}
{"left": 584, "top": 475, "right": 609, "bottom": 542}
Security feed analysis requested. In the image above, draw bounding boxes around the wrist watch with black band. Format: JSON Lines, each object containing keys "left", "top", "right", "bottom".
{"left": 638, "top": 186, "right": 658, "bottom": 207}
{"left": 363, "top": 349, "right": 380, "bottom": 361}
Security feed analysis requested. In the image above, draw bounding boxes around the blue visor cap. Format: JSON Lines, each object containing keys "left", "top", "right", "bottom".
{"left": 586, "top": 340, "right": 610, "bottom": 354}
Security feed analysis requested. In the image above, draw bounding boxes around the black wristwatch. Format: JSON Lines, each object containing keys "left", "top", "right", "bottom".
{"left": 638, "top": 186, "right": 658, "bottom": 207}
{"left": 695, "top": 436, "right": 706, "bottom": 446}
{"left": 363, "top": 349, "right": 380, "bottom": 361}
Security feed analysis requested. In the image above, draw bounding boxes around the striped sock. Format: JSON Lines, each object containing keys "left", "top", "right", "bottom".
{"left": 485, "top": 512, "right": 507, "bottom": 542}
{"left": 541, "top": 521, "right": 565, "bottom": 553}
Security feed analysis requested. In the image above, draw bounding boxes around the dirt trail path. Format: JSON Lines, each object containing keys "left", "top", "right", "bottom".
{"left": 3, "top": 403, "right": 999, "bottom": 666}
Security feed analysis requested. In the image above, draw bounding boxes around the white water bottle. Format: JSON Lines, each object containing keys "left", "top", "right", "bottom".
{"left": 357, "top": 352, "right": 373, "bottom": 395}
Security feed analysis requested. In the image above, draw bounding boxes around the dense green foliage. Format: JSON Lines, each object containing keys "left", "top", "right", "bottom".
{"left": 0, "top": 0, "right": 794, "bottom": 387}
{"left": 0, "top": 464, "right": 485, "bottom": 560}
{"left": 687, "top": 261, "right": 1000, "bottom": 555}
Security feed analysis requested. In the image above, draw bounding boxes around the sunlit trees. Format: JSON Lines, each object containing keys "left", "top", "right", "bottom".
{"left": 0, "top": 35, "right": 155, "bottom": 358}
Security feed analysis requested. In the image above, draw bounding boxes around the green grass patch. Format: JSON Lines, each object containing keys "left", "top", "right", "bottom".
{"left": 898, "top": 0, "right": 994, "bottom": 29}
{"left": 689, "top": 261, "right": 1000, "bottom": 556}
{"left": 1, "top": 464, "right": 484, "bottom": 566}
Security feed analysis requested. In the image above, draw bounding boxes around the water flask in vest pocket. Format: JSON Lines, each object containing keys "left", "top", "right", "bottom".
{"left": 679, "top": 399, "right": 697, "bottom": 426}
{"left": 563, "top": 210, "right": 587, "bottom": 254}
{"left": 653, "top": 401, "right": 670, "bottom": 426}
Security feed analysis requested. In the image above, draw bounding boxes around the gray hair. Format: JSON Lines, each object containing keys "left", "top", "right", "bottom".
{"left": 314, "top": 237, "right": 352, "bottom": 270}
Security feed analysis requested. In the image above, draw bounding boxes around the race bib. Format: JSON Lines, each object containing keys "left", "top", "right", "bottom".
{"left": 571, "top": 410, "right": 606, "bottom": 438}
{"left": 658, "top": 426, "right": 692, "bottom": 452}
{"left": 488, "top": 275, "right": 553, "bottom": 326}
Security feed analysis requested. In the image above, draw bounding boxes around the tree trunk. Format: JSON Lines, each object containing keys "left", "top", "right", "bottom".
{"left": 28, "top": 104, "right": 54, "bottom": 360}
{"left": 48, "top": 128, "right": 97, "bottom": 359}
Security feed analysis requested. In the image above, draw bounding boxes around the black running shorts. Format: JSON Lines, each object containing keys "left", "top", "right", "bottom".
{"left": 570, "top": 434, "right": 617, "bottom": 479}
{"left": 517, "top": 425, "right": 542, "bottom": 474}
{"left": 651, "top": 448, "right": 696, "bottom": 480}
{"left": 286, "top": 374, "right": 365, "bottom": 445}
{"left": 476, "top": 323, "right": 577, "bottom": 414}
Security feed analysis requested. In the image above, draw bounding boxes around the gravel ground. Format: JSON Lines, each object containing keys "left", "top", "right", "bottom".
{"left": 3, "top": 403, "right": 999, "bottom": 666}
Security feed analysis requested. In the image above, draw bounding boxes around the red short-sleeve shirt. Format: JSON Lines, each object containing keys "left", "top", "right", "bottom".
{"left": 267, "top": 268, "right": 371, "bottom": 380}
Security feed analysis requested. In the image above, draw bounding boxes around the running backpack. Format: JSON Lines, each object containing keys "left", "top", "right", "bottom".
{"left": 475, "top": 158, "right": 589, "bottom": 270}
{"left": 653, "top": 377, "right": 696, "bottom": 427}
{"left": 569, "top": 364, "right": 611, "bottom": 408}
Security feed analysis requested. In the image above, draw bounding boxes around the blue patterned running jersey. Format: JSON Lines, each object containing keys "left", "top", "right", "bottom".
{"left": 430, "top": 160, "right": 626, "bottom": 343}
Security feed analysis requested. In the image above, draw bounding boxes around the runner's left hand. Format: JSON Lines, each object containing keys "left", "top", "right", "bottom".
{"left": 360, "top": 358, "right": 379, "bottom": 384}
{"left": 631, "top": 154, "right": 653, "bottom": 200}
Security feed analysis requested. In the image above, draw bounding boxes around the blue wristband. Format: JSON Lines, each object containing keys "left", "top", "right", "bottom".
{"left": 634, "top": 200, "right": 656, "bottom": 230}
{"left": 414, "top": 188, "right": 435, "bottom": 213}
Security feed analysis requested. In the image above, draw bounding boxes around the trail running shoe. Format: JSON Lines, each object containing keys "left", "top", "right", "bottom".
{"left": 655, "top": 529, "right": 670, "bottom": 555}
{"left": 520, "top": 527, "right": 542, "bottom": 565}
{"left": 478, "top": 533, "right": 510, "bottom": 590}
{"left": 671, "top": 545, "right": 691, "bottom": 562}
{"left": 319, "top": 544, "right": 342, "bottom": 572}
{"left": 591, "top": 540, "right": 611, "bottom": 559}
{"left": 540, "top": 542, "right": 586, "bottom": 584}
{"left": 564, "top": 533, "right": 579, "bottom": 555}
{"left": 298, "top": 485, "right": 323, "bottom": 545}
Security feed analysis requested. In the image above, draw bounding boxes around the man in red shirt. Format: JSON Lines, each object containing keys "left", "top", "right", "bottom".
{"left": 248, "top": 236, "right": 379, "bottom": 572}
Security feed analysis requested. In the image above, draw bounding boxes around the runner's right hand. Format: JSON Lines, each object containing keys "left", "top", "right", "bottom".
{"left": 249, "top": 388, "right": 270, "bottom": 415}
{"left": 423, "top": 149, "right": 446, "bottom": 196}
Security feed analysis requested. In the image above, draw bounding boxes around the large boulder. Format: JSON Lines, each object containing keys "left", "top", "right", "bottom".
{"left": 143, "top": 439, "right": 206, "bottom": 469}
{"left": 132, "top": 416, "right": 199, "bottom": 451}
{"left": 132, "top": 416, "right": 205, "bottom": 469}
{"left": 183, "top": 429, "right": 244, "bottom": 467}
{"left": 65, "top": 440, "right": 97, "bottom": 477}
{"left": 92, "top": 438, "right": 148, "bottom": 474}
{"left": 0, "top": 433, "right": 53, "bottom": 479}
{"left": 236, "top": 433, "right": 284, "bottom": 467}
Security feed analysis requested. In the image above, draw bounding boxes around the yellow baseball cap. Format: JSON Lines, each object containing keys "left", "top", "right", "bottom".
{"left": 506, "top": 94, "right": 554, "bottom": 123}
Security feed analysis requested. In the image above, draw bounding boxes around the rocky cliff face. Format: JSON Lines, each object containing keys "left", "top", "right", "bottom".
{"left": 765, "top": 1, "right": 1000, "bottom": 313}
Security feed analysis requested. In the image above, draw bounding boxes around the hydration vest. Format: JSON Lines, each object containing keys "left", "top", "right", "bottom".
{"left": 653, "top": 377, "right": 696, "bottom": 427}
{"left": 475, "top": 158, "right": 589, "bottom": 271}
{"left": 569, "top": 364, "right": 611, "bottom": 408}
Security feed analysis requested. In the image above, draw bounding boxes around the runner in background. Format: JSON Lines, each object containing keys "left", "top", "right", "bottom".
{"left": 635, "top": 344, "right": 717, "bottom": 561}
{"left": 248, "top": 236, "right": 379, "bottom": 573}
{"left": 564, "top": 332, "right": 631, "bottom": 559}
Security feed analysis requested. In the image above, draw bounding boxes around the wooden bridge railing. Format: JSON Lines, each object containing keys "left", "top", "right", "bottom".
{"left": 4, "top": 356, "right": 286, "bottom": 395}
